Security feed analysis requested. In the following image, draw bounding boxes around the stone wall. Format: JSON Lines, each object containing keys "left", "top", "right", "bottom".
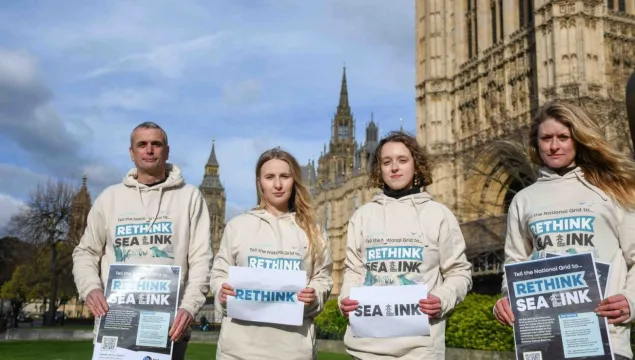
{"left": 2, "top": 328, "right": 516, "bottom": 359}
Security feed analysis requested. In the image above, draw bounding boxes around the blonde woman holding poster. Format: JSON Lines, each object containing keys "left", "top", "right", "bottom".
{"left": 338, "top": 131, "right": 473, "bottom": 360}
{"left": 493, "top": 101, "right": 635, "bottom": 360}
{"left": 210, "top": 147, "right": 333, "bottom": 360}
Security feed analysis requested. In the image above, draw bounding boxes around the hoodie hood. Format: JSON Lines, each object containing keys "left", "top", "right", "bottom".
{"left": 371, "top": 190, "right": 434, "bottom": 206}
{"left": 369, "top": 190, "right": 434, "bottom": 245}
{"left": 244, "top": 209, "right": 307, "bottom": 259}
{"left": 122, "top": 163, "right": 186, "bottom": 228}
{"left": 123, "top": 163, "right": 184, "bottom": 190}
{"left": 537, "top": 166, "right": 608, "bottom": 201}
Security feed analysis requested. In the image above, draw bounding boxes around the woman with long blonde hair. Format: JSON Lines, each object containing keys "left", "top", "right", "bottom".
{"left": 494, "top": 100, "right": 635, "bottom": 360}
{"left": 210, "top": 147, "right": 333, "bottom": 360}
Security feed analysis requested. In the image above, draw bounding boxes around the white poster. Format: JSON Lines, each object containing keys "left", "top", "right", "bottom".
{"left": 226, "top": 266, "right": 306, "bottom": 326}
{"left": 349, "top": 285, "right": 430, "bottom": 338}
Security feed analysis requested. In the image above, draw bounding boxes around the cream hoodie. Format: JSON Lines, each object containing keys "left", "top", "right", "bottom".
{"left": 72, "top": 164, "right": 213, "bottom": 331}
{"left": 502, "top": 166, "right": 635, "bottom": 359}
{"left": 210, "top": 209, "right": 333, "bottom": 360}
{"left": 339, "top": 191, "right": 473, "bottom": 360}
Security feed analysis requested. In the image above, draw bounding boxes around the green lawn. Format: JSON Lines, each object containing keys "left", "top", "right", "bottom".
{"left": 0, "top": 340, "right": 351, "bottom": 360}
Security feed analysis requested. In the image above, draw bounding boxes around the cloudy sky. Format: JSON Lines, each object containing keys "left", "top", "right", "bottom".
{"left": 0, "top": 0, "right": 416, "bottom": 231}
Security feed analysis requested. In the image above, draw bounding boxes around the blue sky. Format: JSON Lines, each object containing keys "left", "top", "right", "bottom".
{"left": 0, "top": 0, "right": 416, "bottom": 229}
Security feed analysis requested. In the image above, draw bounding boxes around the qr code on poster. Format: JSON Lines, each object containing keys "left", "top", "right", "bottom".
{"left": 101, "top": 336, "right": 118, "bottom": 352}
{"left": 522, "top": 351, "right": 543, "bottom": 360}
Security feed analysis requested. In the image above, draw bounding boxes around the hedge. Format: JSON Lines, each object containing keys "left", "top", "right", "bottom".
{"left": 445, "top": 293, "right": 514, "bottom": 351}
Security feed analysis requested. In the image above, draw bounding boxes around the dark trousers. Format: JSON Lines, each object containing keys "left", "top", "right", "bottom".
{"left": 172, "top": 340, "right": 188, "bottom": 360}
{"left": 616, "top": 355, "right": 632, "bottom": 360}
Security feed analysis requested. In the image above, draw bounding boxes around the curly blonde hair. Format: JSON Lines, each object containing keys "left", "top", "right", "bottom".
{"left": 368, "top": 131, "right": 433, "bottom": 189}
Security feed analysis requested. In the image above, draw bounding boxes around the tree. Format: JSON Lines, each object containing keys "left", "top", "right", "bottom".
{"left": 7, "top": 179, "right": 77, "bottom": 326}
{"left": 0, "top": 244, "right": 77, "bottom": 328}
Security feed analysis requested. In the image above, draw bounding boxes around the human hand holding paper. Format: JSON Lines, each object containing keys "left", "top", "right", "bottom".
{"left": 298, "top": 287, "right": 316, "bottom": 306}
{"left": 419, "top": 294, "right": 441, "bottom": 318}
{"left": 339, "top": 297, "right": 359, "bottom": 318}
{"left": 595, "top": 294, "right": 631, "bottom": 324}
{"left": 86, "top": 288, "right": 109, "bottom": 317}
{"left": 169, "top": 309, "right": 193, "bottom": 341}
{"left": 219, "top": 283, "right": 236, "bottom": 304}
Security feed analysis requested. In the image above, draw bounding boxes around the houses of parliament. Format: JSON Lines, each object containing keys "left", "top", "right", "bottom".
{"left": 51, "top": 1, "right": 635, "bottom": 316}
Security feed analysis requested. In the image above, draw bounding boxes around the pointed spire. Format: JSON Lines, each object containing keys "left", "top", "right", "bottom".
{"left": 399, "top": 117, "right": 404, "bottom": 132}
{"left": 82, "top": 169, "right": 87, "bottom": 188}
{"left": 207, "top": 139, "right": 219, "bottom": 166}
{"left": 338, "top": 65, "right": 349, "bottom": 110}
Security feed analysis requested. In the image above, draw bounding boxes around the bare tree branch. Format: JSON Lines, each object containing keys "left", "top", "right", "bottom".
{"left": 6, "top": 178, "right": 78, "bottom": 326}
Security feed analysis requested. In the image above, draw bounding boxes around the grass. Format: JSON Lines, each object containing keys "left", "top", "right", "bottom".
{"left": 0, "top": 340, "right": 352, "bottom": 360}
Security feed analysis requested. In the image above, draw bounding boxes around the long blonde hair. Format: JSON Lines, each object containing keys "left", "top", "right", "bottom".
{"left": 255, "top": 147, "right": 323, "bottom": 263}
{"left": 529, "top": 100, "right": 635, "bottom": 210}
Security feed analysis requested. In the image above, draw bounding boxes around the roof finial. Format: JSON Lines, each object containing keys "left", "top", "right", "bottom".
{"left": 399, "top": 117, "right": 403, "bottom": 131}
{"left": 82, "top": 169, "right": 87, "bottom": 187}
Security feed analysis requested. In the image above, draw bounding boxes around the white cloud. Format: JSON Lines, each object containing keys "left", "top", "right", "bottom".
{"left": 0, "top": 194, "right": 24, "bottom": 232}
{"left": 0, "top": 49, "right": 39, "bottom": 88}
{"left": 222, "top": 79, "right": 263, "bottom": 106}
{"left": 96, "top": 88, "right": 168, "bottom": 110}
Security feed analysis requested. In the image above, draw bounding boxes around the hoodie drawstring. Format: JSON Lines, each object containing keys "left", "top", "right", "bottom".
{"left": 380, "top": 195, "right": 427, "bottom": 245}
{"left": 136, "top": 184, "right": 165, "bottom": 229}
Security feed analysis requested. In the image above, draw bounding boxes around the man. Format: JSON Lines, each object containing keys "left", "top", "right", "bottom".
{"left": 72, "top": 122, "right": 213, "bottom": 359}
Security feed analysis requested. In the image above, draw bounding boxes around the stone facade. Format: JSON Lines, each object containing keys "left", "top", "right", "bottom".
{"left": 415, "top": 0, "right": 635, "bottom": 225}
{"left": 199, "top": 140, "right": 226, "bottom": 257}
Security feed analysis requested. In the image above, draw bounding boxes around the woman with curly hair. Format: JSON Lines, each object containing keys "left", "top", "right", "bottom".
{"left": 493, "top": 100, "right": 635, "bottom": 360}
{"left": 338, "top": 130, "right": 473, "bottom": 359}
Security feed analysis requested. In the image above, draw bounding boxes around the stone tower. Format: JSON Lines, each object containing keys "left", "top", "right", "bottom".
{"left": 317, "top": 66, "right": 357, "bottom": 187}
{"left": 199, "top": 140, "right": 226, "bottom": 256}
{"left": 68, "top": 172, "right": 91, "bottom": 246}
{"left": 414, "top": 0, "right": 633, "bottom": 222}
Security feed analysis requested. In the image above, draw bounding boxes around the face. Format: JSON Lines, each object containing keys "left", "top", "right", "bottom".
{"left": 380, "top": 141, "right": 416, "bottom": 191}
{"left": 258, "top": 159, "right": 294, "bottom": 211}
{"left": 129, "top": 128, "right": 169, "bottom": 175}
{"left": 537, "top": 117, "right": 576, "bottom": 169}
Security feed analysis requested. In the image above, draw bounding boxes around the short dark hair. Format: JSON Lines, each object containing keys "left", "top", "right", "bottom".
{"left": 130, "top": 122, "right": 168, "bottom": 146}
{"left": 368, "top": 130, "right": 433, "bottom": 188}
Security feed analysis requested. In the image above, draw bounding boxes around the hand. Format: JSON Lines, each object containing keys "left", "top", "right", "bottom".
{"left": 419, "top": 295, "right": 442, "bottom": 318}
{"left": 339, "top": 297, "right": 359, "bottom": 318}
{"left": 595, "top": 295, "right": 631, "bottom": 324}
{"left": 219, "top": 283, "right": 236, "bottom": 304}
{"left": 168, "top": 309, "right": 193, "bottom": 342}
{"left": 298, "top": 287, "right": 316, "bottom": 306}
{"left": 86, "top": 289, "right": 109, "bottom": 317}
{"left": 493, "top": 297, "right": 515, "bottom": 326}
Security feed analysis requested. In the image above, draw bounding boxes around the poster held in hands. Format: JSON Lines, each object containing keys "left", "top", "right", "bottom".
{"left": 349, "top": 284, "right": 429, "bottom": 338}
{"left": 505, "top": 252, "right": 614, "bottom": 360}
{"left": 92, "top": 264, "right": 181, "bottom": 360}
{"left": 226, "top": 266, "right": 306, "bottom": 326}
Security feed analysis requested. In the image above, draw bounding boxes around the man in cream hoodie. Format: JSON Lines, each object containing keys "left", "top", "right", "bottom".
{"left": 72, "top": 122, "right": 213, "bottom": 360}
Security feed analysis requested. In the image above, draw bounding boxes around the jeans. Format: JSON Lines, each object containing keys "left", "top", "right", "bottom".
{"left": 172, "top": 340, "right": 188, "bottom": 360}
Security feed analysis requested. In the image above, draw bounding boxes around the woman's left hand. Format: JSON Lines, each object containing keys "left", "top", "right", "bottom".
{"left": 298, "top": 287, "right": 316, "bottom": 306}
{"left": 419, "top": 295, "right": 442, "bottom": 318}
{"left": 595, "top": 295, "right": 631, "bottom": 324}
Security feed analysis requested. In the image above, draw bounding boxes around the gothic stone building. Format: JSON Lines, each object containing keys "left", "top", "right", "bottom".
{"left": 302, "top": 67, "right": 390, "bottom": 297}
{"left": 199, "top": 140, "right": 226, "bottom": 257}
{"left": 415, "top": 0, "right": 635, "bottom": 285}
